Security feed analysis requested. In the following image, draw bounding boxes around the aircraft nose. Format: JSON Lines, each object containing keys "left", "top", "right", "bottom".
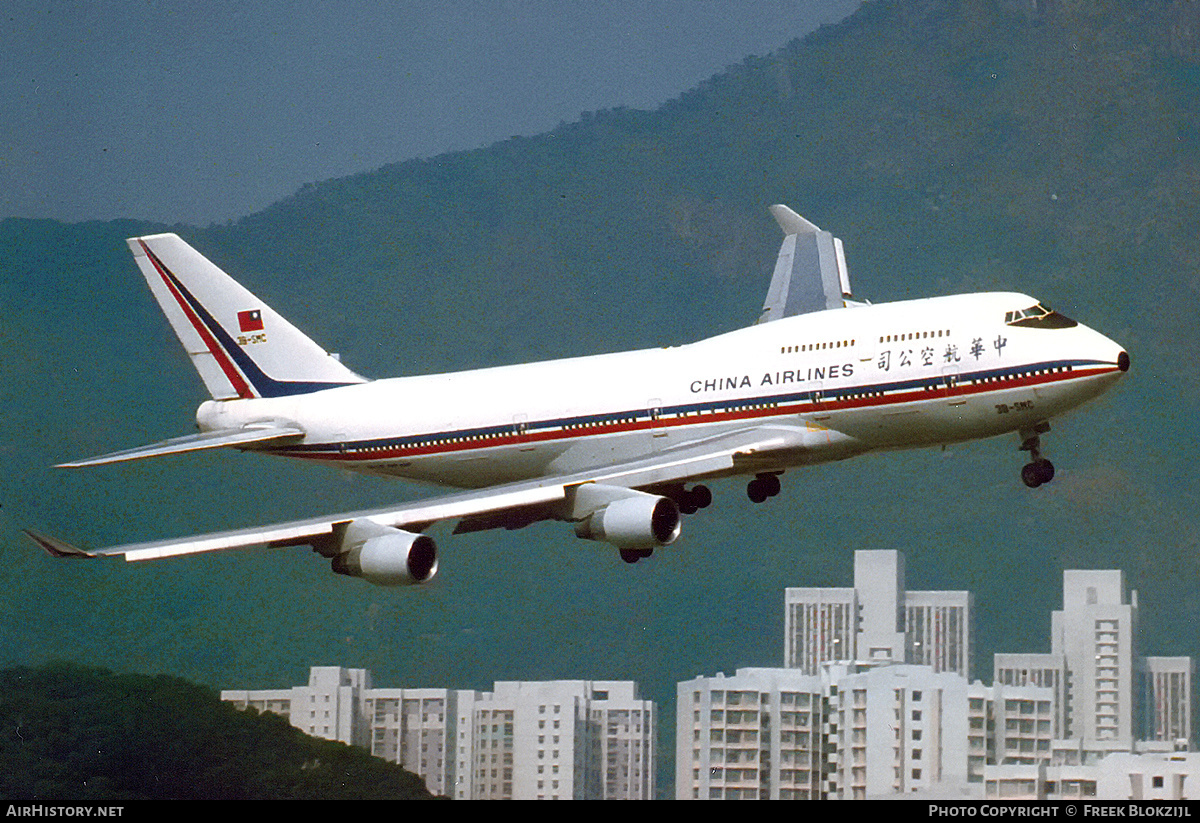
{"left": 1117, "top": 350, "right": 1130, "bottom": 373}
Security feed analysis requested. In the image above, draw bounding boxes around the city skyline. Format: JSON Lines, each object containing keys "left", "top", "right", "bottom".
{"left": 681, "top": 553, "right": 1194, "bottom": 800}
{"left": 223, "top": 551, "right": 1193, "bottom": 799}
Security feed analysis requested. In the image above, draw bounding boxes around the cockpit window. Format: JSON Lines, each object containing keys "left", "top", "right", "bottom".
{"left": 1004, "top": 303, "right": 1078, "bottom": 329}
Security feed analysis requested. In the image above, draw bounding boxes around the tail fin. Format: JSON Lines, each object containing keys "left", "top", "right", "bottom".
{"left": 127, "top": 233, "right": 368, "bottom": 399}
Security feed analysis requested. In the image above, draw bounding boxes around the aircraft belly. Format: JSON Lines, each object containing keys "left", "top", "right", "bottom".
{"left": 545, "top": 429, "right": 662, "bottom": 476}
{"left": 357, "top": 442, "right": 568, "bottom": 488}
{"left": 547, "top": 417, "right": 864, "bottom": 476}
{"left": 820, "top": 394, "right": 1021, "bottom": 448}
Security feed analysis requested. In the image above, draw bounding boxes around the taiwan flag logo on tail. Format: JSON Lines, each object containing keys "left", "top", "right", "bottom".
{"left": 238, "top": 309, "right": 264, "bottom": 332}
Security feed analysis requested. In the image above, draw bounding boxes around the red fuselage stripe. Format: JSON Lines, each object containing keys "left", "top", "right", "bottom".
{"left": 265, "top": 363, "right": 1118, "bottom": 464}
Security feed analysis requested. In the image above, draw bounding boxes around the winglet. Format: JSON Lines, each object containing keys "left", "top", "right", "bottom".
{"left": 758, "top": 205, "right": 857, "bottom": 323}
{"left": 768, "top": 204, "right": 820, "bottom": 236}
{"left": 23, "top": 529, "right": 96, "bottom": 558}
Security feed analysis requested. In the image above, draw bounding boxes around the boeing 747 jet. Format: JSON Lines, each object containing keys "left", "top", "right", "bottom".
{"left": 26, "top": 206, "right": 1129, "bottom": 584}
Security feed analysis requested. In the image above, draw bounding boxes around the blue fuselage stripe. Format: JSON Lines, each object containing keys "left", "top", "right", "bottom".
{"left": 263, "top": 358, "right": 1114, "bottom": 462}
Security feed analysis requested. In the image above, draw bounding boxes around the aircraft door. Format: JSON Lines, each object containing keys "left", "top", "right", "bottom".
{"left": 941, "top": 366, "right": 964, "bottom": 405}
{"left": 513, "top": 414, "right": 534, "bottom": 451}
{"left": 809, "top": 381, "right": 827, "bottom": 417}
{"left": 648, "top": 398, "right": 668, "bottom": 448}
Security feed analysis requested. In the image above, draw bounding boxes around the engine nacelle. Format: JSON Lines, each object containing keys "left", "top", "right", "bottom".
{"left": 330, "top": 519, "right": 438, "bottom": 586}
{"left": 573, "top": 492, "right": 681, "bottom": 550}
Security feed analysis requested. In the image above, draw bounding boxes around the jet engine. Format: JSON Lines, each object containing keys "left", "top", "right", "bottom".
{"left": 572, "top": 490, "right": 681, "bottom": 550}
{"left": 329, "top": 519, "right": 438, "bottom": 586}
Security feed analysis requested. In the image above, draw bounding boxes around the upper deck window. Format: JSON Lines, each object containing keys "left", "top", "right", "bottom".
{"left": 1004, "top": 303, "right": 1078, "bottom": 329}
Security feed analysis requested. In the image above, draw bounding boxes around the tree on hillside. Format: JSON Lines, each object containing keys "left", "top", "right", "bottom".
{"left": 0, "top": 663, "right": 439, "bottom": 801}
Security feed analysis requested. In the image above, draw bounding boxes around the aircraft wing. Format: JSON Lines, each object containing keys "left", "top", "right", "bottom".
{"left": 57, "top": 425, "right": 306, "bottom": 468}
{"left": 26, "top": 424, "right": 809, "bottom": 562}
{"left": 757, "top": 204, "right": 856, "bottom": 322}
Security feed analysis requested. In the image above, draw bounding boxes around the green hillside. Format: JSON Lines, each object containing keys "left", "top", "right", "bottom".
{"left": 0, "top": 663, "right": 435, "bottom": 800}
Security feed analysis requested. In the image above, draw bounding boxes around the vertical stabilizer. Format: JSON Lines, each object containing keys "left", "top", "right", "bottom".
{"left": 127, "top": 233, "right": 368, "bottom": 399}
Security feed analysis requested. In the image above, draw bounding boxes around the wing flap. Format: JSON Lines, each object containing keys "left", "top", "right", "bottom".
{"left": 57, "top": 425, "right": 305, "bottom": 468}
{"left": 30, "top": 425, "right": 810, "bottom": 562}
{"left": 31, "top": 484, "right": 571, "bottom": 562}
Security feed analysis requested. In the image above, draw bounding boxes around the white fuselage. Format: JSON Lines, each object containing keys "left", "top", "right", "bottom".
{"left": 196, "top": 292, "right": 1128, "bottom": 489}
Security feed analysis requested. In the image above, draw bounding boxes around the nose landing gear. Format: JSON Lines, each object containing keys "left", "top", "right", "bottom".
{"left": 1019, "top": 423, "right": 1055, "bottom": 488}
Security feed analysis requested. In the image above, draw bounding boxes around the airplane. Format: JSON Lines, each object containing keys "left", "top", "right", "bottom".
{"left": 25, "top": 205, "right": 1130, "bottom": 585}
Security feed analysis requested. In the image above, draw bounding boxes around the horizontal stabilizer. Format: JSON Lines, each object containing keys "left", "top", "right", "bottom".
{"left": 57, "top": 425, "right": 305, "bottom": 468}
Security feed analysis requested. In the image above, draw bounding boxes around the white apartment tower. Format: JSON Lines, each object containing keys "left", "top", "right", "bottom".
{"left": 785, "top": 550, "right": 973, "bottom": 679}
{"left": 222, "top": 665, "right": 374, "bottom": 746}
{"left": 968, "top": 682, "right": 1058, "bottom": 778}
{"left": 994, "top": 569, "right": 1193, "bottom": 754}
{"left": 365, "top": 686, "right": 473, "bottom": 797}
{"left": 833, "top": 664, "right": 974, "bottom": 798}
{"left": 465, "top": 679, "right": 655, "bottom": 800}
{"left": 678, "top": 664, "right": 990, "bottom": 800}
{"left": 222, "top": 667, "right": 466, "bottom": 796}
{"left": 1052, "top": 570, "right": 1139, "bottom": 748}
{"left": 223, "top": 668, "right": 655, "bottom": 800}
{"left": 677, "top": 668, "right": 830, "bottom": 800}
{"left": 1141, "top": 657, "right": 1194, "bottom": 745}
{"left": 993, "top": 652, "right": 1069, "bottom": 744}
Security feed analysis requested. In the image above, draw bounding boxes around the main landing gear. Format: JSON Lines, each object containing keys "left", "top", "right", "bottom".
{"left": 747, "top": 472, "right": 782, "bottom": 504}
{"left": 1019, "top": 423, "right": 1055, "bottom": 488}
{"left": 677, "top": 484, "right": 712, "bottom": 515}
{"left": 656, "top": 483, "right": 712, "bottom": 515}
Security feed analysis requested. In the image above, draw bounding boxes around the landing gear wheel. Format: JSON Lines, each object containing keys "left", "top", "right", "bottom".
{"left": 619, "top": 548, "right": 653, "bottom": 564}
{"left": 667, "top": 484, "right": 712, "bottom": 515}
{"left": 747, "top": 474, "right": 781, "bottom": 504}
{"left": 1021, "top": 458, "right": 1055, "bottom": 488}
{"left": 687, "top": 484, "right": 712, "bottom": 511}
{"left": 747, "top": 481, "right": 768, "bottom": 504}
{"left": 1018, "top": 424, "right": 1054, "bottom": 488}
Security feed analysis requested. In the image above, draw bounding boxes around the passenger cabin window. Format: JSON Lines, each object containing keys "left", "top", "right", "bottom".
{"left": 1004, "top": 303, "right": 1078, "bottom": 329}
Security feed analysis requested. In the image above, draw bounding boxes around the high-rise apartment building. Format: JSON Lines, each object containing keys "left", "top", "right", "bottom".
{"left": 676, "top": 667, "right": 830, "bottom": 800}
{"left": 1141, "top": 657, "right": 1194, "bottom": 745}
{"left": 365, "top": 685, "right": 472, "bottom": 797}
{"left": 223, "top": 668, "right": 655, "bottom": 799}
{"left": 222, "top": 665, "right": 376, "bottom": 746}
{"left": 784, "top": 550, "right": 973, "bottom": 678}
{"left": 463, "top": 680, "right": 655, "bottom": 800}
{"left": 995, "top": 569, "right": 1193, "bottom": 752}
{"left": 677, "top": 663, "right": 1054, "bottom": 800}
{"left": 832, "top": 664, "right": 972, "bottom": 798}
{"left": 1051, "top": 570, "right": 1139, "bottom": 747}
